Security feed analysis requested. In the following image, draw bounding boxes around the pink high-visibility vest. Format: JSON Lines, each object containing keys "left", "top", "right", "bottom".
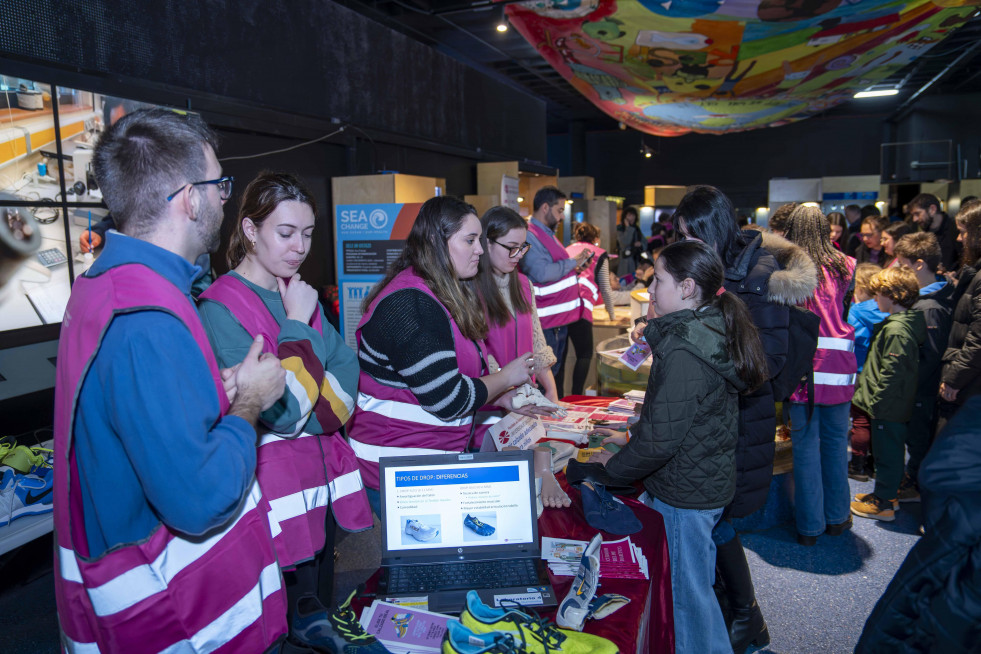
{"left": 200, "top": 275, "right": 372, "bottom": 568}
{"left": 54, "top": 264, "right": 287, "bottom": 654}
{"left": 345, "top": 268, "right": 485, "bottom": 489}
{"left": 526, "top": 221, "right": 583, "bottom": 329}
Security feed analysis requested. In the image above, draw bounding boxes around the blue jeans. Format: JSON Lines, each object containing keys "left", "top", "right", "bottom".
{"left": 365, "top": 487, "right": 382, "bottom": 521}
{"left": 543, "top": 325, "right": 568, "bottom": 380}
{"left": 646, "top": 496, "right": 731, "bottom": 654}
{"left": 789, "top": 402, "right": 851, "bottom": 537}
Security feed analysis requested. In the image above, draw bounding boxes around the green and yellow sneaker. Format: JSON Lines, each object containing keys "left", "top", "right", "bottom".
{"left": 1, "top": 445, "right": 52, "bottom": 474}
{"left": 459, "top": 591, "right": 618, "bottom": 654}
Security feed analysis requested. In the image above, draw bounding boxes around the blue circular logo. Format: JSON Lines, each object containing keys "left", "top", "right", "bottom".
{"left": 369, "top": 209, "right": 389, "bottom": 230}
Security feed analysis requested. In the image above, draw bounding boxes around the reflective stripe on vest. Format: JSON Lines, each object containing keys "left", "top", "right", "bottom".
{"left": 357, "top": 392, "right": 474, "bottom": 427}
{"left": 536, "top": 298, "right": 583, "bottom": 318}
{"left": 348, "top": 436, "right": 458, "bottom": 462}
{"left": 817, "top": 336, "right": 855, "bottom": 352}
{"left": 532, "top": 275, "right": 579, "bottom": 296}
{"left": 814, "top": 371, "right": 857, "bottom": 386}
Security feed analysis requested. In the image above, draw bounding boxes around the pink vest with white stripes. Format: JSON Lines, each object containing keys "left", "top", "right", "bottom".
{"left": 346, "top": 268, "right": 484, "bottom": 489}
{"left": 791, "top": 256, "right": 858, "bottom": 406}
{"left": 526, "top": 221, "right": 583, "bottom": 329}
{"left": 53, "top": 264, "right": 287, "bottom": 654}
{"left": 473, "top": 274, "right": 536, "bottom": 445}
{"left": 565, "top": 241, "right": 605, "bottom": 323}
{"left": 199, "top": 275, "right": 372, "bottom": 566}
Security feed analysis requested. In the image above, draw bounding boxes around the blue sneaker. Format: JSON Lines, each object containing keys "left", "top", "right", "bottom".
{"left": 0, "top": 465, "right": 54, "bottom": 527}
{"left": 292, "top": 590, "right": 392, "bottom": 653}
{"left": 579, "top": 481, "right": 641, "bottom": 535}
{"left": 464, "top": 514, "right": 495, "bottom": 536}
{"left": 442, "top": 620, "right": 524, "bottom": 653}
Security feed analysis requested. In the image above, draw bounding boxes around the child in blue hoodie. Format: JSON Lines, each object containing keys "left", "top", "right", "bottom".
{"left": 848, "top": 264, "right": 888, "bottom": 481}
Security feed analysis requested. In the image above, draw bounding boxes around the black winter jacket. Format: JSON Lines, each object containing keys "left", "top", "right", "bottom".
{"left": 604, "top": 307, "right": 745, "bottom": 510}
{"left": 914, "top": 282, "right": 955, "bottom": 398}
{"left": 724, "top": 231, "right": 817, "bottom": 517}
{"left": 941, "top": 260, "right": 981, "bottom": 405}
{"left": 855, "top": 396, "right": 981, "bottom": 653}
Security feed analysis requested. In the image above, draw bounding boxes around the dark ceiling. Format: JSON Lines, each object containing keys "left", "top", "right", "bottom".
{"left": 336, "top": 0, "right": 981, "bottom": 133}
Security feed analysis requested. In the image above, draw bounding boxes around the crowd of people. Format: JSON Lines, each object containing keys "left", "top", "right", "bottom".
{"left": 50, "top": 107, "right": 980, "bottom": 653}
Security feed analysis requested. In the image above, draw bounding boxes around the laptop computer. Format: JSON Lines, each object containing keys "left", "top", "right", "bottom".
{"left": 376, "top": 450, "right": 556, "bottom": 614}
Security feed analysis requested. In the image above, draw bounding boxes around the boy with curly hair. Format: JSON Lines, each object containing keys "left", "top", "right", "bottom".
{"left": 851, "top": 267, "right": 926, "bottom": 521}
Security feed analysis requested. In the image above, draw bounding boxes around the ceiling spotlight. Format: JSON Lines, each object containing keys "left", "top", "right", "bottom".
{"left": 496, "top": 5, "right": 508, "bottom": 32}
{"left": 854, "top": 88, "right": 899, "bottom": 99}
{"left": 641, "top": 144, "right": 654, "bottom": 158}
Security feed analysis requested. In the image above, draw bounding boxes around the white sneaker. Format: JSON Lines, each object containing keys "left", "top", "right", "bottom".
{"left": 556, "top": 532, "right": 602, "bottom": 631}
{"left": 404, "top": 519, "right": 440, "bottom": 542}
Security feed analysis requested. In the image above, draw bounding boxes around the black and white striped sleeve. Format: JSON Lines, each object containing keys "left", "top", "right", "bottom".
{"left": 359, "top": 289, "right": 488, "bottom": 420}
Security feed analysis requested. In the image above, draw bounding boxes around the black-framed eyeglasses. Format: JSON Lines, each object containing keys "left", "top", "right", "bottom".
{"left": 490, "top": 239, "right": 530, "bottom": 258}
{"left": 166, "top": 176, "right": 234, "bottom": 202}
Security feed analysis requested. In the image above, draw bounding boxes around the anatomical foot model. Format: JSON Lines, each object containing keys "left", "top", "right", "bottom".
{"left": 512, "top": 384, "right": 567, "bottom": 417}
{"left": 535, "top": 446, "right": 571, "bottom": 511}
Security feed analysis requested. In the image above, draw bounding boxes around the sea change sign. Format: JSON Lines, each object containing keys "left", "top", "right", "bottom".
{"left": 335, "top": 203, "right": 421, "bottom": 348}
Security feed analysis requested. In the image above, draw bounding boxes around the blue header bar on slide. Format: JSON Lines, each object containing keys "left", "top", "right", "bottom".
{"left": 394, "top": 465, "right": 520, "bottom": 487}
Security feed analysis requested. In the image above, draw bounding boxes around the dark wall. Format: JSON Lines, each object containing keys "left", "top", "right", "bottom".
{"left": 893, "top": 93, "right": 981, "bottom": 180}
{"left": 0, "top": 0, "right": 545, "bottom": 162}
{"left": 550, "top": 112, "right": 887, "bottom": 207}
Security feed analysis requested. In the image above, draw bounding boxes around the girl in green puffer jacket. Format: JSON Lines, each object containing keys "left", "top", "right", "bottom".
{"left": 603, "top": 240, "right": 769, "bottom": 654}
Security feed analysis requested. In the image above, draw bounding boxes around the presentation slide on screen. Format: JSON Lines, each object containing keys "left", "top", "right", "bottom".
{"left": 384, "top": 463, "right": 533, "bottom": 551}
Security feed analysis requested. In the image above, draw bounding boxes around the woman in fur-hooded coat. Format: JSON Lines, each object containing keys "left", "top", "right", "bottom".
{"left": 725, "top": 229, "right": 818, "bottom": 517}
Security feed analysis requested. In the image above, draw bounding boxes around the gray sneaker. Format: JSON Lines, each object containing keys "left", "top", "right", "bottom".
{"left": 556, "top": 533, "right": 602, "bottom": 631}
{"left": 404, "top": 518, "right": 440, "bottom": 542}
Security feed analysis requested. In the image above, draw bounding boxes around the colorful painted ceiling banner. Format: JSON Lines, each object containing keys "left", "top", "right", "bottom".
{"left": 505, "top": 0, "right": 981, "bottom": 135}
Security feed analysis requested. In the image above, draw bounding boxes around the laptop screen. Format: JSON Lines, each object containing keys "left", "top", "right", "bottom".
{"left": 379, "top": 451, "right": 537, "bottom": 561}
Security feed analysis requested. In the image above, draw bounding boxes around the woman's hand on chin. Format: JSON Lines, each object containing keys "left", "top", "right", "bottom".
{"left": 278, "top": 273, "right": 318, "bottom": 324}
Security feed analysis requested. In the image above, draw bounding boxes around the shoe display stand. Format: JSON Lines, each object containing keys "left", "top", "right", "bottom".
{"left": 0, "top": 437, "right": 54, "bottom": 556}
{"left": 0, "top": 511, "right": 53, "bottom": 556}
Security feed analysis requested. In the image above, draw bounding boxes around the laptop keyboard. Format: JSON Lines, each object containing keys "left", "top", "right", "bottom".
{"left": 387, "top": 558, "right": 540, "bottom": 593}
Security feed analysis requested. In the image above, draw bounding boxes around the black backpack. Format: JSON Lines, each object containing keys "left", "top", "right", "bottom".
{"left": 770, "top": 306, "right": 820, "bottom": 411}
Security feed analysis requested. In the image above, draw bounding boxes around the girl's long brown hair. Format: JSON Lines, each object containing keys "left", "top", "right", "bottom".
{"left": 657, "top": 241, "right": 769, "bottom": 394}
{"left": 474, "top": 206, "right": 532, "bottom": 327}
{"left": 362, "top": 196, "right": 488, "bottom": 341}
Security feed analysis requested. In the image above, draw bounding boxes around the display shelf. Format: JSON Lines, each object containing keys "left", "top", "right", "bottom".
{"left": 0, "top": 511, "right": 53, "bottom": 556}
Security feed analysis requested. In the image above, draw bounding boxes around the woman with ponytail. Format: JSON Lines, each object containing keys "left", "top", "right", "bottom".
{"left": 782, "top": 204, "right": 857, "bottom": 546}
{"left": 601, "top": 240, "right": 768, "bottom": 654}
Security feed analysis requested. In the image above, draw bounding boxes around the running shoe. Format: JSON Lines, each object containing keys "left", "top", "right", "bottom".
{"left": 464, "top": 514, "right": 495, "bottom": 536}
{"left": 0, "top": 465, "right": 54, "bottom": 527}
{"left": 291, "top": 590, "right": 391, "bottom": 653}
{"left": 443, "top": 620, "right": 525, "bottom": 653}
{"left": 1, "top": 444, "right": 52, "bottom": 474}
{"left": 460, "top": 591, "right": 617, "bottom": 654}
{"left": 405, "top": 519, "right": 440, "bottom": 542}
{"left": 556, "top": 533, "right": 601, "bottom": 631}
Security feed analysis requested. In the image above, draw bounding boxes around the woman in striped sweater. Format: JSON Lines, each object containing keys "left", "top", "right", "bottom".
{"left": 345, "top": 196, "right": 539, "bottom": 515}
{"left": 782, "top": 205, "right": 858, "bottom": 546}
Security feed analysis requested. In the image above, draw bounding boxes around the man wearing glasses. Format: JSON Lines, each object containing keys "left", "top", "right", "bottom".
{"left": 520, "top": 186, "right": 593, "bottom": 396}
{"left": 52, "top": 109, "right": 290, "bottom": 653}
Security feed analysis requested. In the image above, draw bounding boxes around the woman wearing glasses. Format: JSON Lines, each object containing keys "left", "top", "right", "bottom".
{"left": 471, "top": 206, "right": 561, "bottom": 438}
{"left": 198, "top": 172, "right": 372, "bottom": 650}
{"left": 346, "top": 196, "right": 541, "bottom": 513}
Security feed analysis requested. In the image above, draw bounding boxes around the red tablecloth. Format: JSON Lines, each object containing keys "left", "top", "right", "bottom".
{"left": 543, "top": 473, "right": 674, "bottom": 654}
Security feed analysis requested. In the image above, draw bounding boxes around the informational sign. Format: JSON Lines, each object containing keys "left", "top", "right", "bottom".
{"left": 335, "top": 203, "right": 422, "bottom": 348}
{"left": 501, "top": 175, "right": 520, "bottom": 212}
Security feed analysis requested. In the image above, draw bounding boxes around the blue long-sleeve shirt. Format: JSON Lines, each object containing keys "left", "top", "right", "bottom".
{"left": 75, "top": 232, "right": 257, "bottom": 558}
{"left": 847, "top": 298, "right": 889, "bottom": 372}
{"left": 519, "top": 217, "right": 577, "bottom": 284}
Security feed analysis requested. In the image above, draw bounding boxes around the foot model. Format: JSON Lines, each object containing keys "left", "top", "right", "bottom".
{"left": 534, "top": 447, "right": 571, "bottom": 509}
{"left": 404, "top": 519, "right": 440, "bottom": 541}
{"left": 464, "top": 514, "right": 495, "bottom": 536}
{"left": 512, "top": 384, "right": 567, "bottom": 417}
